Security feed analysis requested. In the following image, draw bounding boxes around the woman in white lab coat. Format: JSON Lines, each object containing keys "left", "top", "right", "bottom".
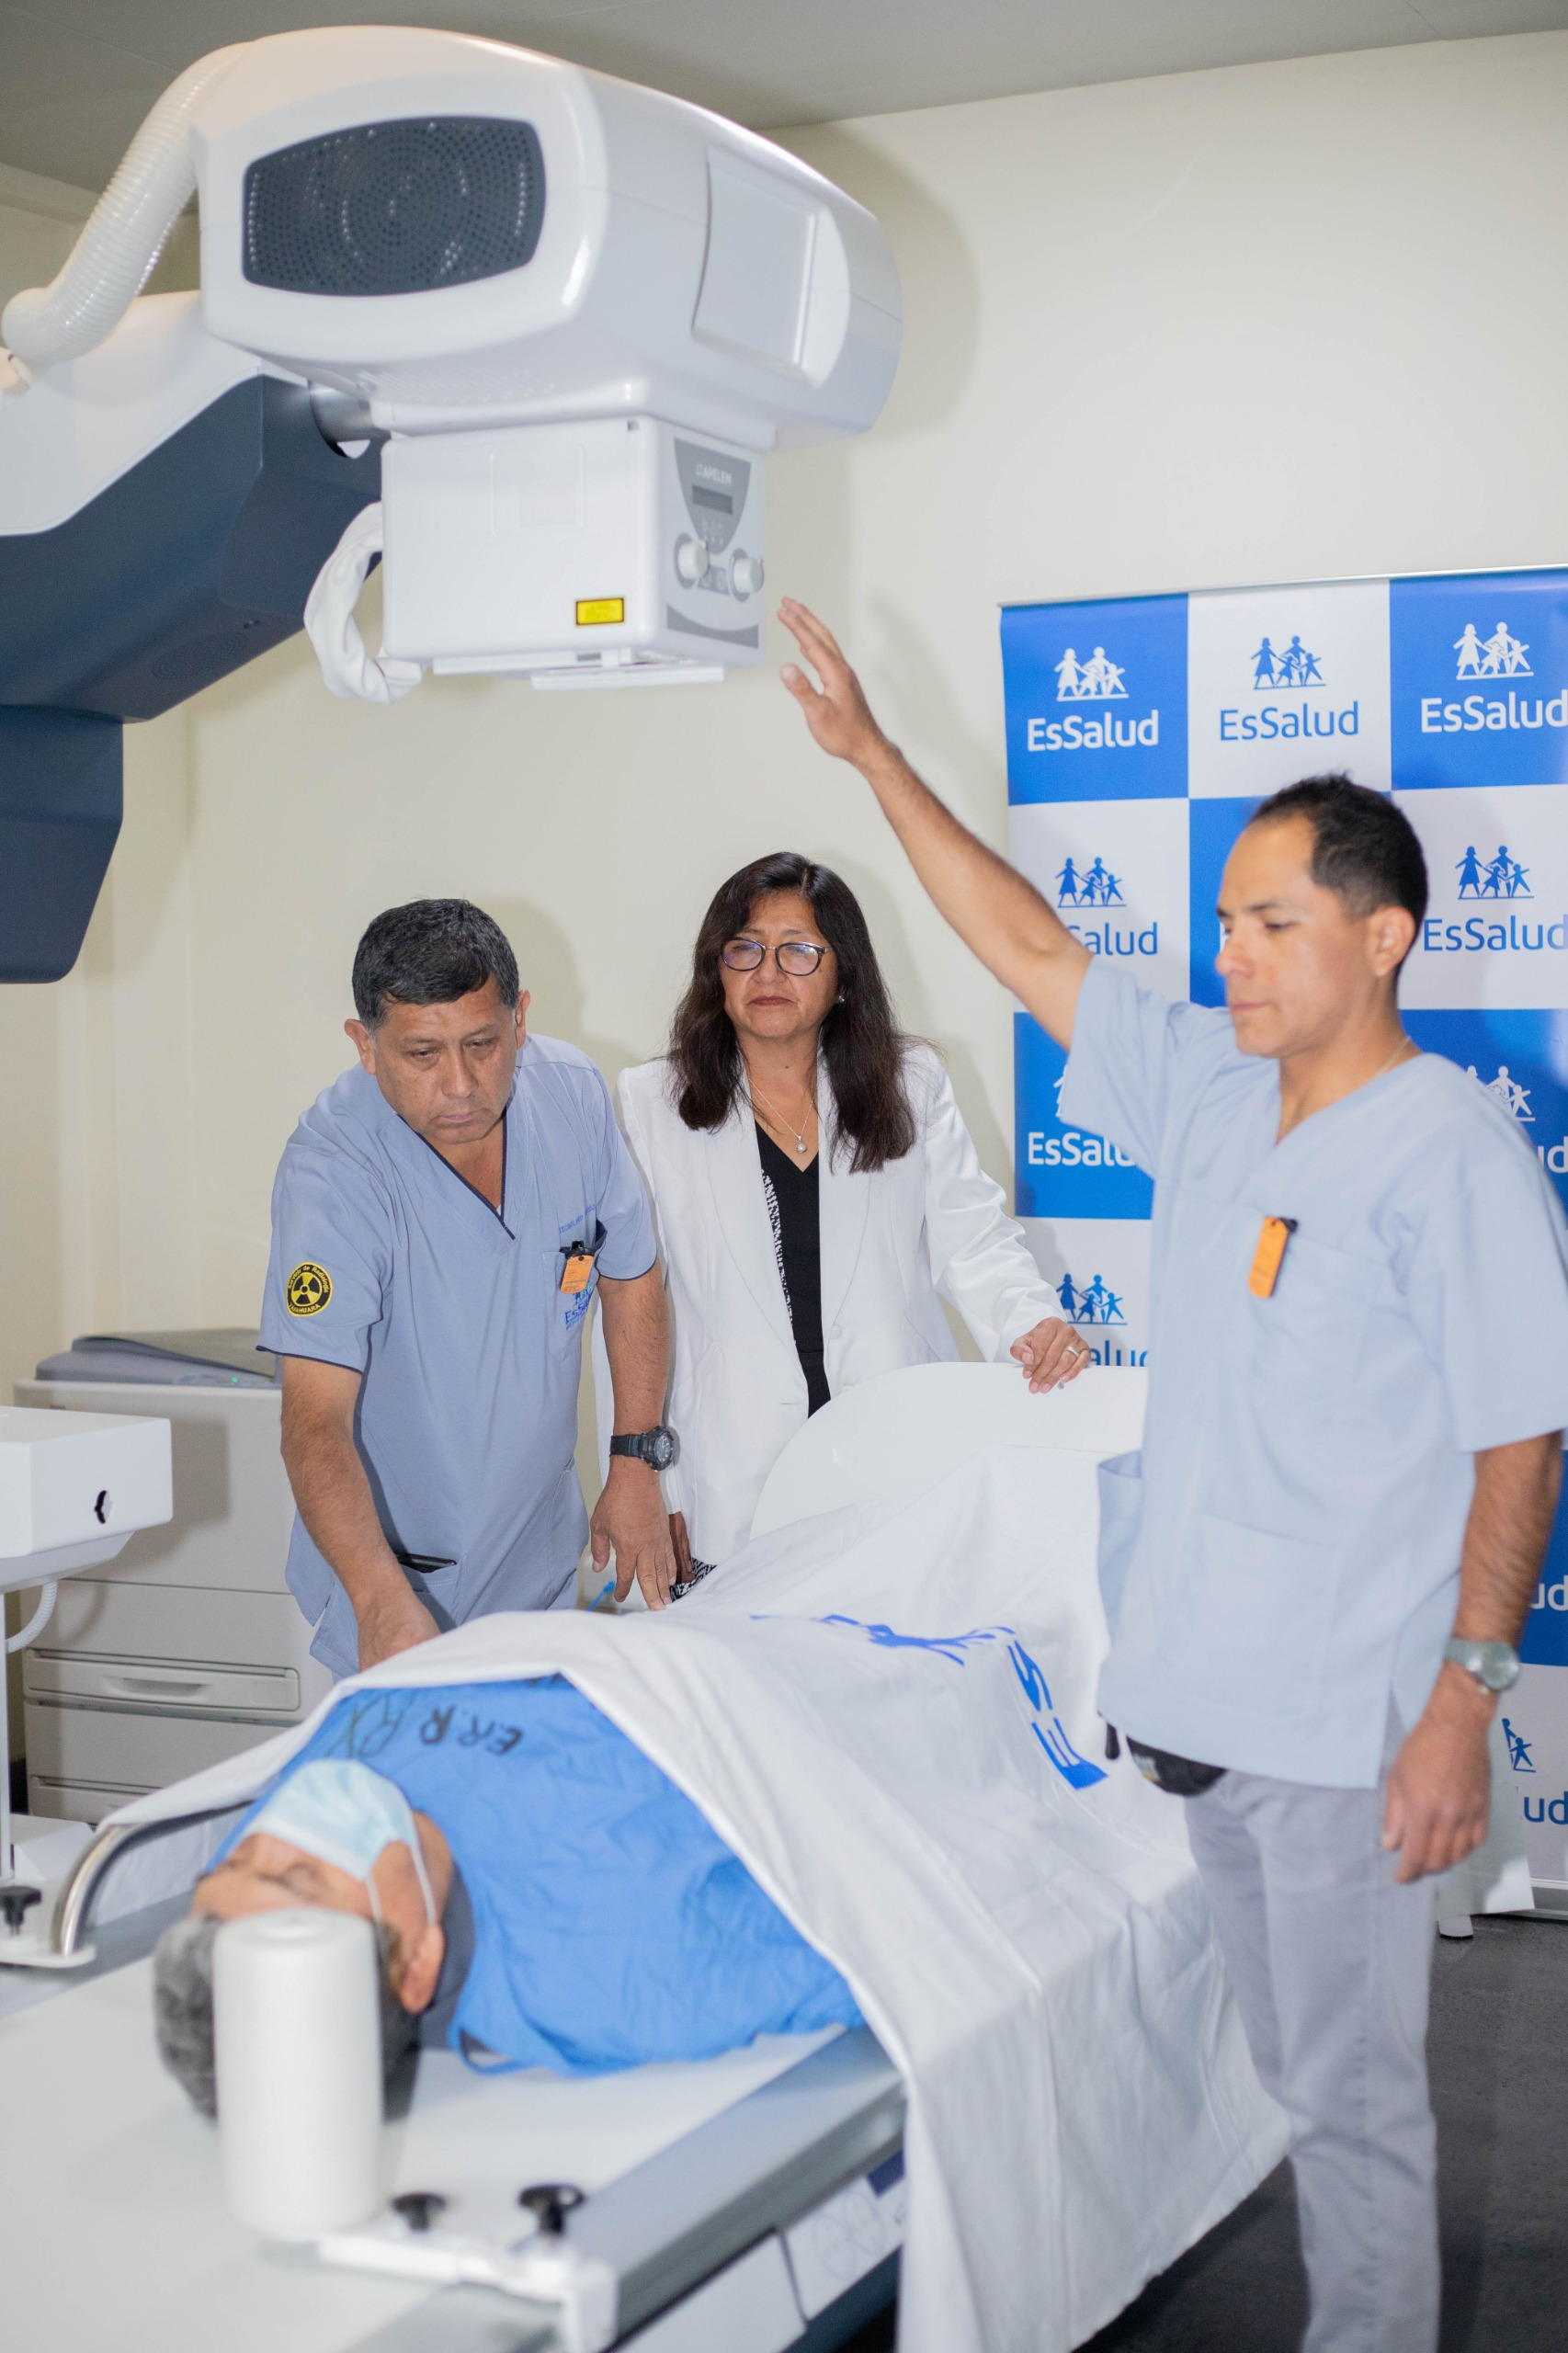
{"left": 616, "top": 852, "right": 1087, "bottom": 1590}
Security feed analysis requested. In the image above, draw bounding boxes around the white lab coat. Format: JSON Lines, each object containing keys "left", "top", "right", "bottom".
{"left": 613, "top": 1045, "right": 1061, "bottom": 1565}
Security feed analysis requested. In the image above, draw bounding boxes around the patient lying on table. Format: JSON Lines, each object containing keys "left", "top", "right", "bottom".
{"left": 153, "top": 1674, "right": 860, "bottom": 2115}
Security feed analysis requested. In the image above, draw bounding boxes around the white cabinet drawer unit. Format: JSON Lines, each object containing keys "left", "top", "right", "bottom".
{"left": 17, "top": 1331, "right": 331, "bottom": 1821}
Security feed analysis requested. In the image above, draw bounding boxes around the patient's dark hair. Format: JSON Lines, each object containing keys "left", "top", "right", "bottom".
{"left": 1250, "top": 776, "right": 1428, "bottom": 931}
{"left": 153, "top": 1914, "right": 418, "bottom": 2119}
{"left": 352, "top": 898, "right": 520, "bottom": 1029}
{"left": 667, "top": 852, "right": 917, "bottom": 1174}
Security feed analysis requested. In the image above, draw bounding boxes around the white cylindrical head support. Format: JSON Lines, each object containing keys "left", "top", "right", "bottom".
{"left": 214, "top": 1906, "right": 383, "bottom": 2241}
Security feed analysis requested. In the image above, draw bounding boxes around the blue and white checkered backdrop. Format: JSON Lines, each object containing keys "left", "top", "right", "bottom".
{"left": 1002, "top": 567, "right": 1568, "bottom": 1893}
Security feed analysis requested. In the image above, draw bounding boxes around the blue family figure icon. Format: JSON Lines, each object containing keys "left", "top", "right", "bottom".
{"left": 1079, "top": 1274, "right": 1110, "bottom": 1324}
{"left": 1455, "top": 846, "right": 1485, "bottom": 899}
{"left": 1253, "top": 637, "right": 1278, "bottom": 688}
{"left": 1081, "top": 856, "right": 1124, "bottom": 907}
{"left": 1056, "top": 1272, "right": 1081, "bottom": 1321}
{"left": 1486, "top": 845, "right": 1528, "bottom": 899}
{"left": 1504, "top": 1718, "right": 1535, "bottom": 1773}
{"left": 1056, "top": 856, "right": 1082, "bottom": 905}
{"left": 1275, "top": 634, "right": 1323, "bottom": 688}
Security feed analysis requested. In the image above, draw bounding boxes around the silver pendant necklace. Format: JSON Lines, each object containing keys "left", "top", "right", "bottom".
{"left": 750, "top": 1080, "right": 814, "bottom": 1157}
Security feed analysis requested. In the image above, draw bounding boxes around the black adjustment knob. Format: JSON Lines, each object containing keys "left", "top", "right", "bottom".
{"left": 391, "top": 2191, "right": 448, "bottom": 2234}
{"left": 518, "top": 2183, "right": 585, "bottom": 2236}
{"left": 0, "top": 1885, "right": 41, "bottom": 1934}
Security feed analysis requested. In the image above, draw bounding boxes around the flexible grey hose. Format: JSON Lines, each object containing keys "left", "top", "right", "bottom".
{"left": 0, "top": 44, "right": 248, "bottom": 369}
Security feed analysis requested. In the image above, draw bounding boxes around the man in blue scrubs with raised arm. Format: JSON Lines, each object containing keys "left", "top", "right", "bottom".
{"left": 778, "top": 602, "right": 1568, "bottom": 2353}
{"left": 262, "top": 900, "right": 677, "bottom": 1677}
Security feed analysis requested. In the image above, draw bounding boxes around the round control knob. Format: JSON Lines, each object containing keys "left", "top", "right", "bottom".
{"left": 518, "top": 2182, "right": 585, "bottom": 2237}
{"left": 0, "top": 1884, "right": 40, "bottom": 1935}
{"left": 674, "top": 536, "right": 707, "bottom": 586}
{"left": 392, "top": 2191, "right": 448, "bottom": 2234}
{"left": 729, "top": 551, "right": 765, "bottom": 599}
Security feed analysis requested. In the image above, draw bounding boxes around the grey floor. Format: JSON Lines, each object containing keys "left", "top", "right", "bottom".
{"left": 845, "top": 1915, "right": 1568, "bottom": 2353}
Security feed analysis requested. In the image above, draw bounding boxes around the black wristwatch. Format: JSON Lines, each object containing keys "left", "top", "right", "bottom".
{"left": 609, "top": 1427, "right": 677, "bottom": 1472}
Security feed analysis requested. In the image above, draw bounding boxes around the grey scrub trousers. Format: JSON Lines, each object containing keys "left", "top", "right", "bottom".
{"left": 1062, "top": 957, "right": 1568, "bottom": 2352}
{"left": 1187, "top": 1714, "right": 1438, "bottom": 2353}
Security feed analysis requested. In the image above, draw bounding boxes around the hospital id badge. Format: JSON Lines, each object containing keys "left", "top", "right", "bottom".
{"left": 1247, "top": 1216, "right": 1298, "bottom": 1299}
{"left": 559, "top": 1245, "right": 596, "bottom": 1296}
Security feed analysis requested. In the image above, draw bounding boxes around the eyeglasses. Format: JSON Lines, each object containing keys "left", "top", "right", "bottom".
{"left": 721, "top": 938, "right": 830, "bottom": 975}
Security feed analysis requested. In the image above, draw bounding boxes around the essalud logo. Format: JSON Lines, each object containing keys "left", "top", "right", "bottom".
{"left": 1463, "top": 1061, "right": 1568, "bottom": 1179}
{"left": 1026, "top": 641, "right": 1159, "bottom": 755}
{"left": 1025, "top": 1073, "right": 1142, "bottom": 1172}
{"left": 1055, "top": 855, "right": 1124, "bottom": 909}
{"left": 1454, "top": 622, "right": 1531, "bottom": 680}
{"left": 1054, "top": 646, "right": 1126, "bottom": 700}
{"left": 1420, "top": 832, "right": 1568, "bottom": 961}
{"left": 1055, "top": 1271, "right": 1126, "bottom": 1326}
{"left": 1467, "top": 1064, "right": 1533, "bottom": 1121}
{"left": 1219, "top": 627, "right": 1358, "bottom": 745}
{"left": 1417, "top": 617, "right": 1568, "bottom": 736}
{"left": 1455, "top": 844, "right": 1530, "bottom": 901}
{"left": 1250, "top": 634, "right": 1324, "bottom": 688}
{"left": 1051, "top": 855, "right": 1159, "bottom": 960}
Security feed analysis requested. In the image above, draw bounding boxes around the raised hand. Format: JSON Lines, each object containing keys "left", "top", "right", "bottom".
{"left": 778, "top": 598, "right": 890, "bottom": 770}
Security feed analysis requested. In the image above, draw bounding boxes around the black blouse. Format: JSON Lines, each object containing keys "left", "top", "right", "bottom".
{"left": 756, "top": 1123, "right": 831, "bottom": 1415}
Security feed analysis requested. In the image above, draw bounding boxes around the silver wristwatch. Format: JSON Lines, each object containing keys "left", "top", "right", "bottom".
{"left": 1444, "top": 1637, "right": 1520, "bottom": 1695}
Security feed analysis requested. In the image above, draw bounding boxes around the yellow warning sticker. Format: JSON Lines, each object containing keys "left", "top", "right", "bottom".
{"left": 575, "top": 597, "right": 625, "bottom": 627}
{"left": 286, "top": 1262, "right": 333, "bottom": 1316}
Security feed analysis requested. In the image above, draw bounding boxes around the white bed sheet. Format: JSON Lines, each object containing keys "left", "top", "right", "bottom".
{"left": 91, "top": 1442, "right": 1285, "bottom": 2353}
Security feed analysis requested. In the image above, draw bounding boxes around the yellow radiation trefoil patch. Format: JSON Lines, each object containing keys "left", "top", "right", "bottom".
{"left": 286, "top": 1262, "right": 333, "bottom": 1316}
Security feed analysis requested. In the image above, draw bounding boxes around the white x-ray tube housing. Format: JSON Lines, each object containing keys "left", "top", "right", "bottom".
{"left": 185, "top": 28, "right": 900, "bottom": 449}
{"left": 0, "top": 28, "right": 902, "bottom": 971}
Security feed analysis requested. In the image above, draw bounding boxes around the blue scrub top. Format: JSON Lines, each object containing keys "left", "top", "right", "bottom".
{"left": 218, "top": 1677, "right": 861, "bottom": 2075}
{"left": 260, "top": 1037, "right": 655, "bottom": 1674}
{"left": 1063, "top": 958, "right": 1568, "bottom": 1787}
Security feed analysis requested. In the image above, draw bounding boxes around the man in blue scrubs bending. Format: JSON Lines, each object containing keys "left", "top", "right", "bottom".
{"left": 262, "top": 900, "right": 677, "bottom": 1677}
{"left": 778, "top": 603, "right": 1568, "bottom": 2353}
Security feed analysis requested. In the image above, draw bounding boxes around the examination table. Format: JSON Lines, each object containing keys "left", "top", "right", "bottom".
{"left": 4, "top": 1367, "right": 1295, "bottom": 2353}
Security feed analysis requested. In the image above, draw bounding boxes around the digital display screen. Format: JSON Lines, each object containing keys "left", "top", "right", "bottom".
{"left": 692, "top": 485, "right": 733, "bottom": 514}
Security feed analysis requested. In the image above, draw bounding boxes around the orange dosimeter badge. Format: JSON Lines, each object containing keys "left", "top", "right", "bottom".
{"left": 1247, "top": 1216, "right": 1298, "bottom": 1300}
{"left": 559, "top": 1244, "right": 596, "bottom": 1296}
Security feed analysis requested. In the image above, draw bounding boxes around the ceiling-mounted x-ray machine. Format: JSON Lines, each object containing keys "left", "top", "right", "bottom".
{"left": 0, "top": 25, "right": 902, "bottom": 980}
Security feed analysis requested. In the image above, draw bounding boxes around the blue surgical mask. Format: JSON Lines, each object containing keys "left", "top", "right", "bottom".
{"left": 244, "top": 1759, "right": 437, "bottom": 1926}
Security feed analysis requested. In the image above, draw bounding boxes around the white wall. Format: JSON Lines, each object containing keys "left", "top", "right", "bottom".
{"left": 4, "top": 28, "right": 1568, "bottom": 1405}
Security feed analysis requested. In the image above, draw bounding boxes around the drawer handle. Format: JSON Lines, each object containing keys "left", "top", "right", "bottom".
{"left": 102, "top": 1674, "right": 213, "bottom": 1696}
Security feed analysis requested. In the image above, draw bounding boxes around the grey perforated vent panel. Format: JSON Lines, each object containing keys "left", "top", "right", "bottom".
{"left": 243, "top": 117, "right": 546, "bottom": 296}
